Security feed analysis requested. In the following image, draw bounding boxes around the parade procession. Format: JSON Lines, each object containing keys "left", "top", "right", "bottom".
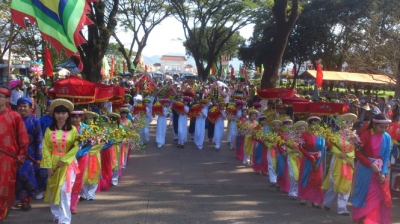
{"left": 1, "top": 0, "right": 400, "bottom": 223}
{"left": 1, "top": 75, "right": 398, "bottom": 223}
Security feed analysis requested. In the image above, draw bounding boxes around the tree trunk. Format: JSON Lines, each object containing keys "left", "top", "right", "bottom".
{"left": 195, "top": 62, "right": 207, "bottom": 82}
{"left": 261, "top": 0, "right": 298, "bottom": 89}
{"left": 395, "top": 60, "right": 400, "bottom": 98}
{"left": 79, "top": 0, "right": 119, "bottom": 83}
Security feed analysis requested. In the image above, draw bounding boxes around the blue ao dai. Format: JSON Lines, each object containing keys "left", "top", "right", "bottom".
{"left": 228, "top": 110, "right": 242, "bottom": 148}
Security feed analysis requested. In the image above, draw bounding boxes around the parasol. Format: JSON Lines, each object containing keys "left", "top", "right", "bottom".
{"left": 217, "top": 81, "right": 228, "bottom": 88}
{"left": 9, "top": 80, "right": 21, "bottom": 88}
{"left": 165, "top": 75, "right": 173, "bottom": 80}
{"left": 57, "top": 68, "right": 70, "bottom": 77}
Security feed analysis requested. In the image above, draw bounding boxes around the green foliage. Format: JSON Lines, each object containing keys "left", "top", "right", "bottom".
{"left": 183, "top": 27, "right": 245, "bottom": 64}
{"left": 106, "top": 43, "right": 133, "bottom": 59}
{"left": 115, "top": 0, "right": 172, "bottom": 71}
{"left": 170, "top": 0, "right": 259, "bottom": 80}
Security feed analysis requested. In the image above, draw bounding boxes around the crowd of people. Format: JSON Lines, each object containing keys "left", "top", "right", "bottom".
{"left": 0, "top": 74, "right": 396, "bottom": 224}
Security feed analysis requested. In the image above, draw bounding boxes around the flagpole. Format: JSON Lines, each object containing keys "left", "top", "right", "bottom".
{"left": 7, "top": 22, "right": 15, "bottom": 86}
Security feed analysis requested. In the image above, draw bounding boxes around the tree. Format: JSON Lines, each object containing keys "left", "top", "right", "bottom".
{"left": 258, "top": 0, "right": 299, "bottom": 88}
{"left": 77, "top": 0, "right": 119, "bottom": 82}
{"left": 114, "top": 0, "right": 172, "bottom": 73}
{"left": 0, "top": 0, "right": 22, "bottom": 79}
{"left": 106, "top": 43, "right": 133, "bottom": 59}
{"left": 170, "top": 0, "right": 257, "bottom": 81}
{"left": 183, "top": 27, "right": 245, "bottom": 77}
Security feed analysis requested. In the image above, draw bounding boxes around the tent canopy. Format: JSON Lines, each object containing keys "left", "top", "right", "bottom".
{"left": 56, "top": 60, "right": 78, "bottom": 69}
{"left": 301, "top": 70, "right": 395, "bottom": 85}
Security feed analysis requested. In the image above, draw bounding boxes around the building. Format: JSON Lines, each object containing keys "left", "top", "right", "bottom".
{"left": 160, "top": 55, "right": 186, "bottom": 73}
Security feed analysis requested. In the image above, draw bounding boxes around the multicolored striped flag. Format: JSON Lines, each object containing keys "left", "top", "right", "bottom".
{"left": 10, "top": 0, "right": 95, "bottom": 68}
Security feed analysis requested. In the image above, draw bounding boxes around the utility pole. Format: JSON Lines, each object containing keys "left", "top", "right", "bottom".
{"left": 7, "top": 22, "right": 15, "bottom": 85}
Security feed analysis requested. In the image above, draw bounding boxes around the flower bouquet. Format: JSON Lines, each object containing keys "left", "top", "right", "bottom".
{"left": 264, "top": 132, "right": 284, "bottom": 148}
{"left": 74, "top": 121, "right": 108, "bottom": 146}
{"left": 182, "top": 88, "right": 196, "bottom": 98}
{"left": 226, "top": 104, "right": 238, "bottom": 120}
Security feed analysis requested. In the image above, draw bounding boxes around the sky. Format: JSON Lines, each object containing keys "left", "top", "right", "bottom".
{"left": 112, "top": 17, "right": 254, "bottom": 69}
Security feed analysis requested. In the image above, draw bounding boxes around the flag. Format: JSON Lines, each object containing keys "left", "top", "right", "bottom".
{"left": 239, "top": 65, "right": 244, "bottom": 79}
{"left": 117, "top": 59, "right": 123, "bottom": 73}
{"left": 211, "top": 65, "right": 215, "bottom": 76}
{"left": 102, "top": 56, "right": 110, "bottom": 77}
{"left": 244, "top": 65, "right": 248, "bottom": 83}
{"left": 44, "top": 47, "right": 53, "bottom": 77}
{"left": 291, "top": 65, "right": 296, "bottom": 75}
{"left": 260, "top": 64, "right": 264, "bottom": 80}
{"left": 130, "top": 61, "right": 136, "bottom": 70}
{"left": 11, "top": 0, "right": 95, "bottom": 68}
{"left": 316, "top": 62, "right": 324, "bottom": 88}
{"left": 110, "top": 57, "right": 115, "bottom": 77}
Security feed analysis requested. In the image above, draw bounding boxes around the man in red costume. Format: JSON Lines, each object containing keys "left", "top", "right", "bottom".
{"left": 0, "top": 86, "right": 29, "bottom": 221}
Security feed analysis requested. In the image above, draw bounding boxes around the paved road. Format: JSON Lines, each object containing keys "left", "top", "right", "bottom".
{"left": 5, "top": 122, "right": 400, "bottom": 224}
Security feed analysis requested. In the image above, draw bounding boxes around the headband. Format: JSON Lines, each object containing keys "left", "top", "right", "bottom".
{"left": 71, "top": 111, "right": 84, "bottom": 115}
{"left": 372, "top": 118, "right": 391, "bottom": 124}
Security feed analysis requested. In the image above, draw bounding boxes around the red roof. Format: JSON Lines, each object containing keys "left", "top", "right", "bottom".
{"left": 161, "top": 55, "right": 186, "bottom": 61}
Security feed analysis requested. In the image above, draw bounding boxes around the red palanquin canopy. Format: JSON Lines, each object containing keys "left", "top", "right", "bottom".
{"left": 95, "top": 83, "right": 114, "bottom": 102}
{"left": 53, "top": 75, "right": 96, "bottom": 99}
{"left": 257, "top": 88, "right": 296, "bottom": 99}
{"left": 109, "top": 86, "right": 125, "bottom": 103}
{"left": 309, "top": 102, "right": 349, "bottom": 115}
{"left": 293, "top": 102, "right": 349, "bottom": 115}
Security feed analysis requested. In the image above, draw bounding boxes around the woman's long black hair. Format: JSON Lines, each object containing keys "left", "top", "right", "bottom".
{"left": 49, "top": 105, "right": 73, "bottom": 131}
{"left": 366, "top": 113, "right": 389, "bottom": 130}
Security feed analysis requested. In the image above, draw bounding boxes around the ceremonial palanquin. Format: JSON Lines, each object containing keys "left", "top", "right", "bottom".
{"left": 171, "top": 101, "right": 185, "bottom": 114}
{"left": 188, "top": 104, "right": 202, "bottom": 118}
{"left": 152, "top": 102, "right": 163, "bottom": 117}
{"left": 133, "top": 104, "right": 146, "bottom": 115}
{"left": 208, "top": 106, "right": 222, "bottom": 124}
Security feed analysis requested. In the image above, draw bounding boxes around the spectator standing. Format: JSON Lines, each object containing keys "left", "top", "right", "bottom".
{"left": 10, "top": 82, "right": 24, "bottom": 110}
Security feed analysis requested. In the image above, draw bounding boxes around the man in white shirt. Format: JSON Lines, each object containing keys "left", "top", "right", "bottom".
{"left": 10, "top": 84, "right": 24, "bottom": 110}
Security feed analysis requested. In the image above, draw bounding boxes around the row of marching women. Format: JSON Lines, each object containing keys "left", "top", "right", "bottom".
{"left": 0, "top": 88, "right": 143, "bottom": 223}
{"left": 233, "top": 103, "right": 392, "bottom": 224}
